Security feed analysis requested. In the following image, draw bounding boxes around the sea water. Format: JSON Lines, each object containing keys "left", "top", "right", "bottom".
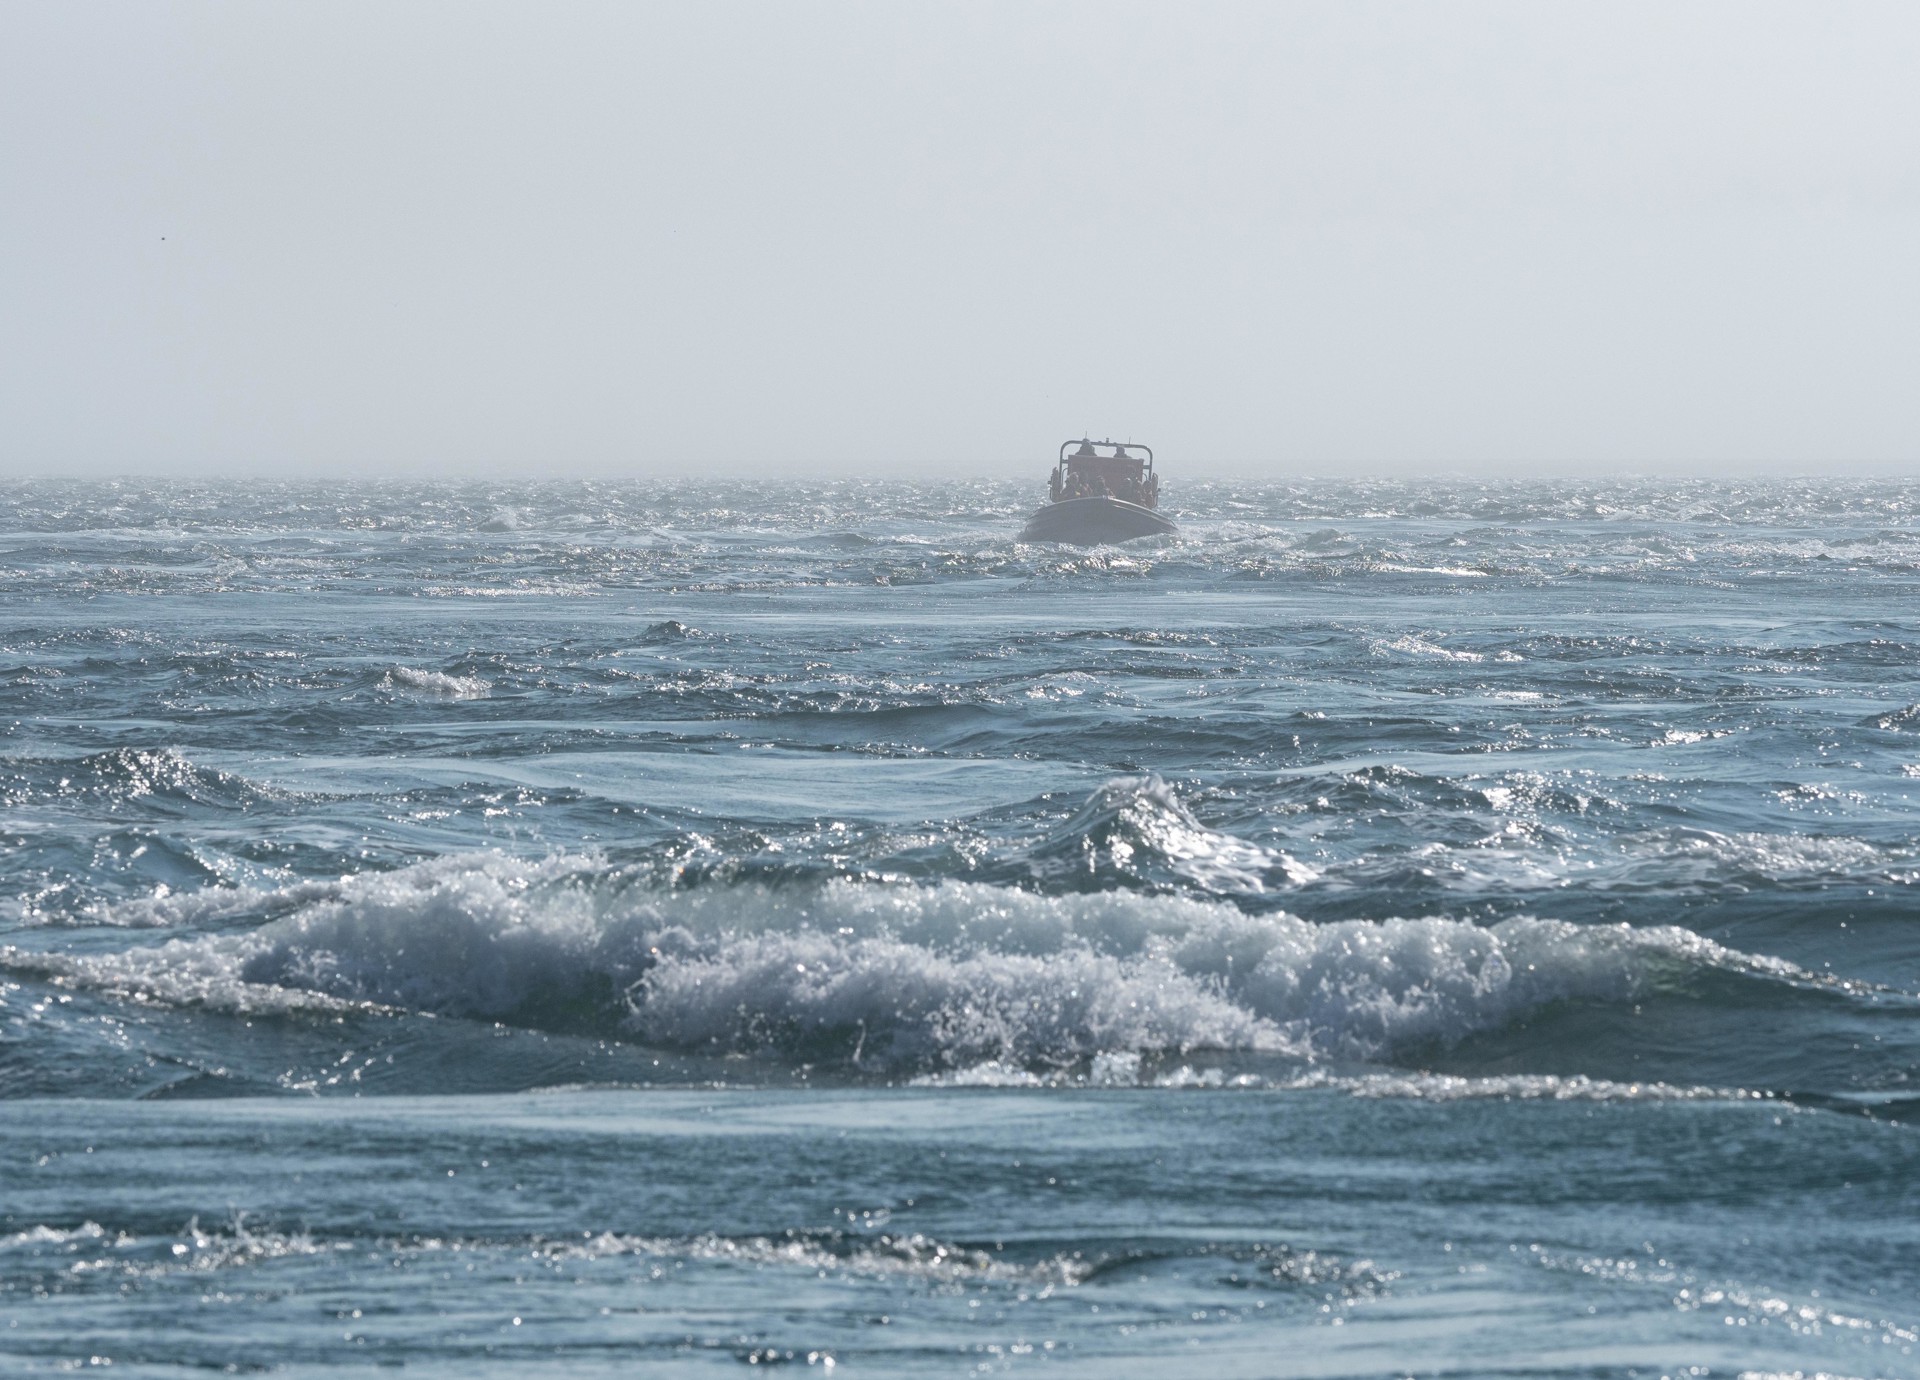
{"left": 1, "top": 477, "right": 1917, "bottom": 1376}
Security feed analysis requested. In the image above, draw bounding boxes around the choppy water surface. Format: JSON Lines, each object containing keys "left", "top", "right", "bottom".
{"left": 3, "top": 476, "right": 1918, "bottom": 1376}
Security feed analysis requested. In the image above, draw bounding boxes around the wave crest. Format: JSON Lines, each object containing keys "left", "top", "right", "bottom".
{"left": 1026, "top": 775, "right": 1315, "bottom": 892}
{"left": 383, "top": 666, "right": 491, "bottom": 699}
{"left": 0, "top": 852, "right": 1825, "bottom": 1079}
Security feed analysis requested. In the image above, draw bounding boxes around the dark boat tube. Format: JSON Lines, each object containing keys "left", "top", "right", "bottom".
{"left": 1019, "top": 496, "right": 1178, "bottom": 545}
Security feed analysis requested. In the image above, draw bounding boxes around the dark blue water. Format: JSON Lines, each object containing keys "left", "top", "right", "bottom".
{"left": 3, "top": 477, "right": 1918, "bottom": 1375}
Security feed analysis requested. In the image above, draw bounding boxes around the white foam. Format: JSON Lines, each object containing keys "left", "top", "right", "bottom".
{"left": 384, "top": 666, "right": 491, "bottom": 698}
{"left": 0, "top": 1217, "right": 1082, "bottom": 1289}
{"left": 535, "top": 1229, "right": 1084, "bottom": 1285}
{"left": 82, "top": 876, "right": 345, "bottom": 929}
{"left": 1372, "top": 634, "right": 1483, "bottom": 662}
{"left": 2, "top": 941, "right": 386, "bottom": 1017}
{"left": 912, "top": 1060, "right": 1050, "bottom": 1088}
{"left": 628, "top": 926, "right": 1285, "bottom": 1071}
{"left": 1369, "top": 563, "right": 1491, "bottom": 578}
{"left": 1, "top": 1217, "right": 355, "bottom": 1280}
{"left": 1323, "top": 823, "right": 1917, "bottom": 896}
{"left": 1277, "top": 1070, "right": 1761, "bottom": 1102}
{"left": 911, "top": 1064, "right": 1752, "bottom": 1099}
{"left": 0, "top": 854, "right": 1835, "bottom": 1077}
{"left": 0, "top": 1222, "right": 126, "bottom": 1250}
{"left": 1036, "top": 775, "right": 1317, "bottom": 891}
{"left": 1626, "top": 828, "right": 1897, "bottom": 885}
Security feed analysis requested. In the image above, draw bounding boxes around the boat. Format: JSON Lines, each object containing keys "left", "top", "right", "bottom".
{"left": 1018, "top": 439, "right": 1177, "bottom": 544}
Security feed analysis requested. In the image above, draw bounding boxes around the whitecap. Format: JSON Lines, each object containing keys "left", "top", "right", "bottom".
{"left": 1028, "top": 775, "right": 1317, "bottom": 891}
{"left": 383, "top": 666, "right": 491, "bottom": 699}
{"left": 0, "top": 854, "right": 1842, "bottom": 1079}
{"left": 1372, "top": 634, "right": 1483, "bottom": 662}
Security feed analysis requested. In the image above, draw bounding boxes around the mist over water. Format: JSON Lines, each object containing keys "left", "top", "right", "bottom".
{"left": 4, "top": 476, "right": 1919, "bottom": 1375}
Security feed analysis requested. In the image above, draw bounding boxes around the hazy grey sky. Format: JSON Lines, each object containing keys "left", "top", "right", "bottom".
{"left": 4, "top": 1, "right": 1918, "bottom": 478}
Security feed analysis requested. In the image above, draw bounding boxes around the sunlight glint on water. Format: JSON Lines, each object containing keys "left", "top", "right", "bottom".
{"left": 2, "top": 477, "right": 1917, "bottom": 1376}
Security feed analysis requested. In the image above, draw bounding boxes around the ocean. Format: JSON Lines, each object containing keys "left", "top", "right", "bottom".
{"left": 2, "top": 476, "right": 1917, "bottom": 1377}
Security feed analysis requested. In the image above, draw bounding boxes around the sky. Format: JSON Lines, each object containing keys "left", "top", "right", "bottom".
{"left": 2, "top": 0, "right": 1918, "bottom": 479}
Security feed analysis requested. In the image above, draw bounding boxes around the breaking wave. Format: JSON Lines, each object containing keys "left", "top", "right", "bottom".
{"left": 1024, "top": 775, "right": 1315, "bottom": 892}
{"left": 0, "top": 1215, "right": 1388, "bottom": 1300}
{"left": 0, "top": 847, "right": 1835, "bottom": 1080}
{"left": 383, "top": 666, "right": 491, "bottom": 699}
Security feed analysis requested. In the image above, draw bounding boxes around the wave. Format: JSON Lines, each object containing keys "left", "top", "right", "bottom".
{"left": 1617, "top": 827, "right": 1905, "bottom": 888}
{"left": 0, "top": 1217, "right": 340, "bottom": 1285}
{"left": 639, "top": 618, "right": 703, "bottom": 642}
{"left": 1868, "top": 702, "right": 1920, "bottom": 731}
{"left": 1022, "top": 775, "right": 1316, "bottom": 893}
{"left": 382, "top": 666, "right": 491, "bottom": 699}
{"left": 1372, "top": 634, "right": 1484, "bottom": 662}
{"left": 911, "top": 1063, "right": 1763, "bottom": 1100}
{"left": 0, "top": 1215, "right": 1385, "bottom": 1298}
{"left": 0, "top": 747, "right": 270, "bottom": 812}
{"left": 0, "top": 847, "right": 1840, "bottom": 1080}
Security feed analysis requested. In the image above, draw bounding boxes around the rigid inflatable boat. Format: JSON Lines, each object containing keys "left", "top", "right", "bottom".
{"left": 1018, "top": 439, "right": 1177, "bottom": 545}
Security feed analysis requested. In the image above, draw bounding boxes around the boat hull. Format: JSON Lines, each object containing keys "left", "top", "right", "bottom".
{"left": 1018, "top": 497, "right": 1177, "bottom": 545}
